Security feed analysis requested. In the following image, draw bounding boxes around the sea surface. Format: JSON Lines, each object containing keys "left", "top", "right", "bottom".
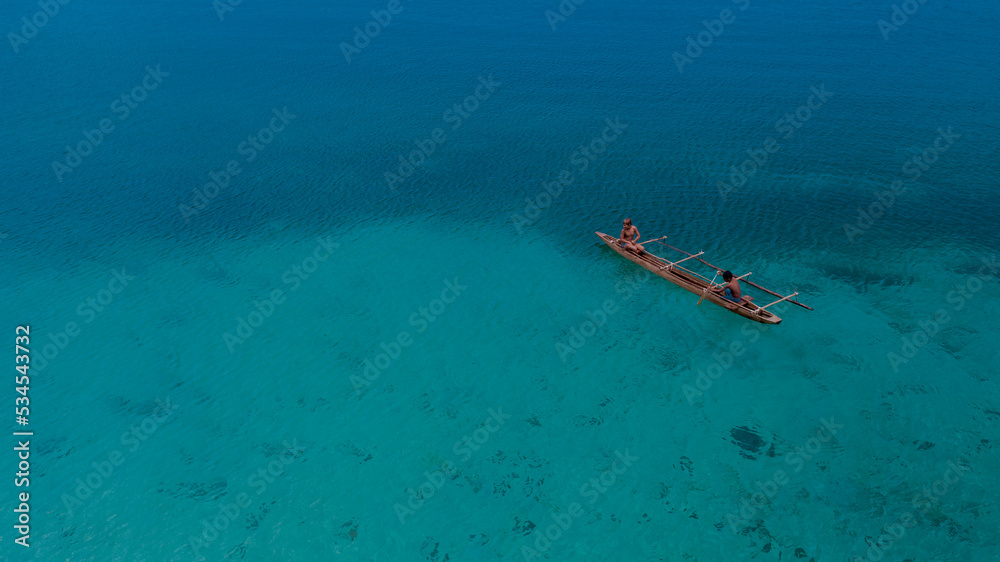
{"left": 2, "top": 0, "right": 999, "bottom": 560}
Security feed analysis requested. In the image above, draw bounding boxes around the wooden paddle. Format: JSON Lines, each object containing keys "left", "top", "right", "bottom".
{"left": 698, "top": 270, "right": 720, "bottom": 305}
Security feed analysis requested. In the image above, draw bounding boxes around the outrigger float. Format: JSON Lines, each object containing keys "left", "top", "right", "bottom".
{"left": 596, "top": 232, "right": 812, "bottom": 324}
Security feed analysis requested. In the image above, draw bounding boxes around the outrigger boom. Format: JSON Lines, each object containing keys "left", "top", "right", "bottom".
{"left": 658, "top": 241, "right": 813, "bottom": 311}
{"left": 754, "top": 292, "right": 800, "bottom": 315}
{"left": 654, "top": 250, "right": 704, "bottom": 270}
{"left": 596, "top": 231, "right": 812, "bottom": 324}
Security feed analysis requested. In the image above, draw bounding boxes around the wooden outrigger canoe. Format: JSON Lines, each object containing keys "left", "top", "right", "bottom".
{"left": 596, "top": 232, "right": 810, "bottom": 324}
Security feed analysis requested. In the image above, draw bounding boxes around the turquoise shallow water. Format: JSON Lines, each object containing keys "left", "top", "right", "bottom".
{"left": 2, "top": 0, "right": 1000, "bottom": 560}
{"left": 6, "top": 216, "right": 999, "bottom": 560}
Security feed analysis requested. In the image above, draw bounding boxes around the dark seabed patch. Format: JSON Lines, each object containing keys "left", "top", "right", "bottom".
{"left": 730, "top": 426, "right": 767, "bottom": 460}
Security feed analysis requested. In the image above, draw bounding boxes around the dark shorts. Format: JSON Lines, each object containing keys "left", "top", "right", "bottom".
{"left": 724, "top": 288, "right": 741, "bottom": 303}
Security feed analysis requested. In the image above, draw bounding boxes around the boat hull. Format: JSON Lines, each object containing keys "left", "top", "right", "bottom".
{"left": 596, "top": 232, "right": 782, "bottom": 325}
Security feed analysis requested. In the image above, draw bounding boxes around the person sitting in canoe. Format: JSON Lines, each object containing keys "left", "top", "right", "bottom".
{"left": 620, "top": 218, "right": 645, "bottom": 254}
{"left": 711, "top": 270, "right": 743, "bottom": 309}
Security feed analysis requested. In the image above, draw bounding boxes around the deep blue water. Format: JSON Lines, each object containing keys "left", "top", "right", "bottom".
{"left": 2, "top": 0, "right": 999, "bottom": 560}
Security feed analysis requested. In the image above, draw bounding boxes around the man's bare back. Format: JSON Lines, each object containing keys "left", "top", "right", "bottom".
{"left": 711, "top": 270, "right": 743, "bottom": 309}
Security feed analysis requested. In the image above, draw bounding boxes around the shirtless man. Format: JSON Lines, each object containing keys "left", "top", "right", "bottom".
{"left": 711, "top": 270, "right": 743, "bottom": 309}
{"left": 620, "top": 218, "right": 645, "bottom": 254}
